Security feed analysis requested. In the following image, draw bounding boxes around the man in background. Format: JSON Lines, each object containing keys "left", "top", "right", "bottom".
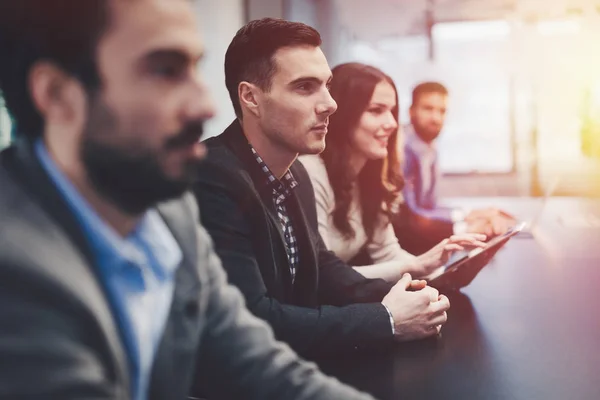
{"left": 396, "top": 81, "right": 516, "bottom": 254}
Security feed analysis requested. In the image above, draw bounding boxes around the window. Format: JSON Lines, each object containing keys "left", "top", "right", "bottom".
{"left": 344, "top": 20, "right": 515, "bottom": 174}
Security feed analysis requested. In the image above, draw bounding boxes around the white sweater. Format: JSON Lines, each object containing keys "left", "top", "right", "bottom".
{"left": 299, "top": 155, "right": 417, "bottom": 271}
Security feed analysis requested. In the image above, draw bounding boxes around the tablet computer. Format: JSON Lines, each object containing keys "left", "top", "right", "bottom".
{"left": 427, "top": 222, "right": 526, "bottom": 291}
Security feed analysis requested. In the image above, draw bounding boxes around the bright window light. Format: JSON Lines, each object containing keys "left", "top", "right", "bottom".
{"left": 536, "top": 19, "right": 581, "bottom": 36}
{"left": 433, "top": 20, "right": 511, "bottom": 41}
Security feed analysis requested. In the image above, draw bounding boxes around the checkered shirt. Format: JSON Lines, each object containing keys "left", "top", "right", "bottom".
{"left": 250, "top": 147, "right": 300, "bottom": 282}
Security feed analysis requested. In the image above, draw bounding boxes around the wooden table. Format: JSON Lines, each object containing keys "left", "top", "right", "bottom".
{"left": 318, "top": 197, "right": 600, "bottom": 400}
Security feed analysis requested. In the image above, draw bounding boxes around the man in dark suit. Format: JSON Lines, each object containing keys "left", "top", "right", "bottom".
{"left": 0, "top": 1, "right": 378, "bottom": 399}
{"left": 193, "top": 18, "right": 450, "bottom": 360}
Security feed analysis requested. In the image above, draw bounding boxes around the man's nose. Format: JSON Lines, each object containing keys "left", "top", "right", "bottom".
{"left": 316, "top": 90, "right": 337, "bottom": 116}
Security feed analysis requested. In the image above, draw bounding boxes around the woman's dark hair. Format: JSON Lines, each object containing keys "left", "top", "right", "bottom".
{"left": 320, "top": 62, "right": 404, "bottom": 242}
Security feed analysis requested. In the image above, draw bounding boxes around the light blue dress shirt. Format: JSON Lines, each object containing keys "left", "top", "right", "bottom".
{"left": 35, "top": 140, "right": 182, "bottom": 400}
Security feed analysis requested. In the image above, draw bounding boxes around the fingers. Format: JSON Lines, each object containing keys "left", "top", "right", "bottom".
{"left": 449, "top": 233, "right": 487, "bottom": 242}
{"left": 430, "top": 294, "right": 450, "bottom": 312}
{"left": 430, "top": 311, "right": 448, "bottom": 326}
{"left": 438, "top": 294, "right": 450, "bottom": 308}
{"left": 409, "top": 279, "right": 427, "bottom": 291}
{"left": 444, "top": 239, "right": 485, "bottom": 254}
{"left": 485, "top": 207, "right": 505, "bottom": 219}
{"left": 446, "top": 240, "right": 486, "bottom": 250}
{"left": 448, "top": 233, "right": 487, "bottom": 244}
{"left": 467, "top": 211, "right": 516, "bottom": 238}
{"left": 427, "top": 324, "right": 443, "bottom": 336}
{"left": 444, "top": 244, "right": 464, "bottom": 252}
{"left": 498, "top": 209, "right": 517, "bottom": 220}
{"left": 492, "top": 219, "right": 506, "bottom": 236}
{"left": 481, "top": 224, "right": 494, "bottom": 238}
{"left": 396, "top": 273, "right": 413, "bottom": 290}
{"left": 427, "top": 296, "right": 449, "bottom": 335}
{"left": 490, "top": 216, "right": 505, "bottom": 234}
{"left": 490, "top": 215, "right": 517, "bottom": 236}
{"left": 420, "top": 285, "right": 439, "bottom": 303}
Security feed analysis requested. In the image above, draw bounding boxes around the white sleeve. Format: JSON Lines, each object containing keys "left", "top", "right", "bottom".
{"left": 298, "top": 156, "right": 335, "bottom": 249}
{"left": 366, "top": 219, "right": 417, "bottom": 266}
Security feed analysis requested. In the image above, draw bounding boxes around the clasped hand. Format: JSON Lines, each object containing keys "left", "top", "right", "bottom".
{"left": 382, "top": 273, "right": 450, "bottom": 341}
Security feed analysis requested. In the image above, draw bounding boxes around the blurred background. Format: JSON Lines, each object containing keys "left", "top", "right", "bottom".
{"left": 2, "top": 0, "right": 599, "bottom": 197}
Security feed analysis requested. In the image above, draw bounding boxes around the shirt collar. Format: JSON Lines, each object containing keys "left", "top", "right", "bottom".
{"left": 249, "top": 145, "right": 298, "bottom": 204}
{"left": 404, "top": 123, "right": 437, "bottom": 155}
{"left": 34, "top": 139, "right": 181, "bottom": 277}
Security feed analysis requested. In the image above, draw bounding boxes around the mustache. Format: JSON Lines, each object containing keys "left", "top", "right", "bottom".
{"left": 165, "top": 121, "right": 205, "bottom": 150}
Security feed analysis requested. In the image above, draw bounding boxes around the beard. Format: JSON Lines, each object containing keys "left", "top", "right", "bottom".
{"left": 81, "top": 98, "right": 205, "bottom": 216}
{"left": 412, "top": 120, "right": 442, "bottom": 143}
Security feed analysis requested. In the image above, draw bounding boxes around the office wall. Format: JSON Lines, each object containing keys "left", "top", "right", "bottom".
{"left": 286, "top": 0, "right": 347, "bottom": 67}
{"left": 247, "top": 0, "right": 284, "bottom": 20}
{"left": 286, "top": 0, "right": 317, "bottom": 28}
{"left": 195, "top": 0, "right": 245, "bottom": 139}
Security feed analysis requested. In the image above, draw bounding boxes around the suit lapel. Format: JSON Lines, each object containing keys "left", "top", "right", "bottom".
{"left": 149, "top": 198, "right": 201, "bottom": 400}
{"left": 287, "top": 164, "right": 319, "bottom": 306}
{"left": 4, "top": 140, "right": 131, "bottom": 394}
{"left": 263, "top": 201, "right": 294, "bottom": 289}
{"left": 221, "top": 121, "right": 294, "bottom": 290}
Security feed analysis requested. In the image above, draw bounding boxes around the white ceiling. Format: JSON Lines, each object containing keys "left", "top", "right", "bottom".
{"left": 335, "top": 0, "right": 600, "bottom": 40}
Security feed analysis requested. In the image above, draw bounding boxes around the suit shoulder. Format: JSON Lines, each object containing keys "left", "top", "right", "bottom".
{"left": 199, "top": 136, "right": 247, "bottom": 179}
{"left": 194, "top": 139, "right": 257, "bottom": 210}
{"left": 0, "top": 164, "right": 43, "bottom": 246}
{"left": 0, "top": 171, "right": 96, "bottom": 303}
{"left": 0, "top": 163, "right": 21, "bottom": 213}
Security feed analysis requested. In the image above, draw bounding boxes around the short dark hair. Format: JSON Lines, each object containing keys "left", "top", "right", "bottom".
{"left": 224, "top": 18, "right": 322, "bottom": 119}
{"left": 411, "top": 81, "right": 448, "bottom": 107}
{"left": 0, "top": 0, "right": 109, "bottom": 139}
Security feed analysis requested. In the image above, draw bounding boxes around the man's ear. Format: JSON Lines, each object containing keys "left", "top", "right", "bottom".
{"left": 408, "top": 104, "right": 416, "bottom": 119}
{"left": 29, "top": 61, "right": 87, "bottom": 130}
{"left": 238, "top": 81, "right": 261, "bottom": 118}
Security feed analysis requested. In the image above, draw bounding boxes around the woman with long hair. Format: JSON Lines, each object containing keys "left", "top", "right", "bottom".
{"left": 300, "top": 63, "right": 485, "bottom": 282}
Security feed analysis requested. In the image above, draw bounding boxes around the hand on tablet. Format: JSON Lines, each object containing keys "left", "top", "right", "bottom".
{"left": 415, "top": 233, "right": 487, "bottom": 276}
{"left": 465, "top": 208, "right": 517, "bottom": 238}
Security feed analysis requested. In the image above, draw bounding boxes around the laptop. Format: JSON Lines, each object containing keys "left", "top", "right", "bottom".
{"left": 517, "top": 175, "right": 561, "bottom": 238}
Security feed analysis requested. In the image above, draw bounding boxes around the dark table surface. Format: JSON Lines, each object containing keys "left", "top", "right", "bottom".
{"left": 319, "top": 197, "right": 600, "bottom": 400}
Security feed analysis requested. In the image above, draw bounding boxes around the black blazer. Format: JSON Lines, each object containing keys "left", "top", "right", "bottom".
{"left": 193, "top": 120, "right": 395, "bottom": 358}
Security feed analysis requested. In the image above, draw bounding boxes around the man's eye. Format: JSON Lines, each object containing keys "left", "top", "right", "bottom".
{"left": 151, "top": 64, "right": 180, "bottom": 78}
{"left": 298, "top": 83, "right": 312, "bottom": 91}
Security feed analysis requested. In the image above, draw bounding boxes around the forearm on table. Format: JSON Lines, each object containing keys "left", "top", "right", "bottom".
{"left": 352, "top": 259, "right": 419, "bottom": 283}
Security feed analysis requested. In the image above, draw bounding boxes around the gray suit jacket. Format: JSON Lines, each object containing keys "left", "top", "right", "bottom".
{"left": 0, "top": 141, "right": 375, "bottom": 400}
